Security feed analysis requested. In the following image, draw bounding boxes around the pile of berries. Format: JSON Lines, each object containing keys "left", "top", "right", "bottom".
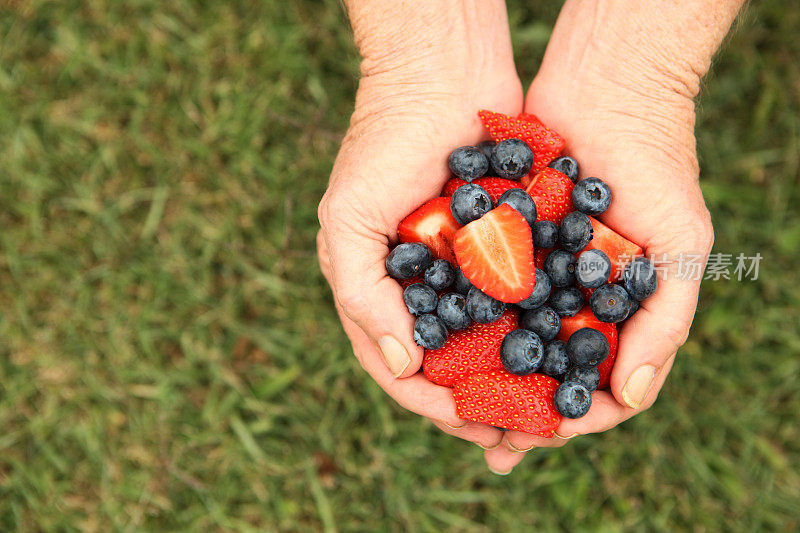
{"left": 385, "top": 110, "right": 657, "bottom": 436}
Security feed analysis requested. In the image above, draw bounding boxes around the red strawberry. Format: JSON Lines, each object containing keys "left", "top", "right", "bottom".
{"left": 453, "top": 370, "right": 562, "bottom": 436}
{"left": 534, "top": 247, "right": 552, "bottom": 271}
{"left": 478, "top": 110, "right": 566, "bottom": 173}
{"left": 557, "top": 307, "right": 618, "bottom": 389}
{"left": 398, "top": 197, "right": 460, "bottom": 263}
{"left": 525, "top": 167, "right": 575, "bottom": 224}
{"left": 398, "top": 275, "right": 424, "bottom": 291}
{"left": 472, "top": 177, "right": 523, "bottom": 203}
{"left": 423, "top": 309, "right": 518, "bottom": 387}
{"left": 578, "top": 285, "right": 595, "bottom": 301}
{"left": 442, "top": 178, "right": 467, "bottom": 197}
{"left": 582, "top": 217, "right": 643, "bottom": 282}
{"left": 453, "top": 204, "right": 535, "bottom": 303}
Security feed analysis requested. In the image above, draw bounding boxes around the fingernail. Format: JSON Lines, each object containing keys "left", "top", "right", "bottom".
{"left": 488, "top": 466, "right": 513, "bottom": 476}
{"left": 554, "top": 431, "right": 579, "bottom": 440}
{"left": 478, "top": 440, "right": 502, "bottom": 450}
{"left": 622, "top": 364, "right": 656, "bottom": 409}
{"left": 377, "top": 336, "right": 411, "bottom": 377}
{"left": 444, "top": 419, "right": 467, "bottom": 429}
{"left": 506, "top": 442, "right": 535, "bottom": 453}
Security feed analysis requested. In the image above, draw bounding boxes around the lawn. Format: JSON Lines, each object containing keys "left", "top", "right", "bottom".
{"left": 0, "top": 1, "right": 798, "bottom": 531}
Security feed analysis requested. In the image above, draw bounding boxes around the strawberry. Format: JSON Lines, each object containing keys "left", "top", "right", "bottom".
{"left": 398, "top": 274, "right": 424, "bottom": 291}
{"left": 557, "top": 307, "right": 618, "bottom": 389}
{"left": 478, "top": 110, "right": 566, "bottom": 173}
{"left": 525, "top": 167, "right": 575, "bottom": 224}
{"left": 472, "top": 177, "right": 523, "bottom": 203}
{"left": 578, "top": 285, "right": 595, "bottom": 302}
{"left": 453, "top": 204, "right": 535, "bottom": 303}
{"left": 453, "top": 370, "right": 562, "bottom": 436}
{"left": 398, "top": 197, "right": 460, "bottom": 264}
{"left": 582, "top": 217, "right": 643, "bottom": 282}
{"left": 442, "top": 178, "right": 467, "bottom": 197}
{"left": 534, "top": 247, "right": 552, "bottom": 271}
{"left": 423, "top": 309, "right": 518, "bottom": 387}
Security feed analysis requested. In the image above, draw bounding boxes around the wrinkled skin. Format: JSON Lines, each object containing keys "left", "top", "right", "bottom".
{"left": 318, "top": 2, "right": 714, "bottom": 473}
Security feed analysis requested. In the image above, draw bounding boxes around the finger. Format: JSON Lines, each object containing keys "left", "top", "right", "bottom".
{"left": 331, "top": 291, "right": 505, "bottom": 445}
{"left": 431, "top": 420, "right": 503, "bottom": 450}
{"left": 503, "top": 430, "right": 570, "bottom": 451}
{"left": 483, "top": 444, "right": 528, "bottom": 475}
{"left": 610, "top": 264, "right": 702, "bottom": 409}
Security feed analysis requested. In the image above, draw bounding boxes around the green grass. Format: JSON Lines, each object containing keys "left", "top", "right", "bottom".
{"left": 0, "top": 1, "right": 798, "bottom": 531}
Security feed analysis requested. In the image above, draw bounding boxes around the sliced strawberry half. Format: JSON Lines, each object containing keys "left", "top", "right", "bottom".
{"left": 453, "top": 370, "right": 562, "bottom": 436}
{"left": 525, "top": 167, "right": 574, "bottom": 224}
{"left": 558, "top": 307, "right": 618, "bottom": 389}
{"left": 478, "top": 110, "right": 566, "bottom": 173}
{"left": 398, "top": 197, "right": 460, "bottom": 263}
{"left": 442, "top": 178, "right": 467, "bottom": 197}
{"left": 423, "top": 309, "right": 518, "bottom": 387}
{"left": 582, "top": 217, "right": 643, "bottom": 282}
{"left": 471, "top": 178, "right": 523, "bottom": 203}
{"left": 453, "top": 204, "right": 535, "bottom": 303}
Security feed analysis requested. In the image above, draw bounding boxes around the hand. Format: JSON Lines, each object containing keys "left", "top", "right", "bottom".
{"left": 498, "top": 1, "right": 719, "bottom": 459}
{"left": 317, "top": 2, "right": 526, "bottom": 459}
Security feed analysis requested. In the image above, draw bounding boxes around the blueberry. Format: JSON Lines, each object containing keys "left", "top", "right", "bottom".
{"left": 624, "top": 298, "right": 640, "bottom": 321}
{"left": 466, "top": 287, "right": 506, "bottom": 324}
{"left": 548, "top": 156, "right": 580, "bottom": 183}
{"left": 590, "top": 283, "right": 632, "bottom": 323}
{"left": 490, "top": 138, "right": 533, "bottom": 179}
{"left": 497, "top": 188, "right": 537, "bottom": 227}
{"left": 565, "top": 365, "right": 600, "bottom": 392}
{"left": 386, "top": 243, "right": 432, "bottom": 279}
{"left": 532, "top": 221, "right": 559, "bottom": 249}
{"left": 541, "top": 340, "right": 570, "bottom": 378}
{"left": 501, "top": 329, "right": 544, "bottom": 375}
{"left": 403, "top": 283, "right": 438, "bottom": 316}
{"left": 424, "top": 259, "right": 455, "bottom": 291}
{"left": 448, "top": 146, "right": 489, "bottom": 182}
{"left": 476, "top": 140, "right": 496, "bottom": 161}
{"left": 554, "top": 381, "right": 592, "bottom": 418}
{"left": 544, "top": 250, "right": 577, "bottom": 288}
{"left": 559, "top": 211, "right": 593, "bottom": 253}
{"left": 576, "top": 249, "right": 611, "bottom": 289}
{"left": 520, "top": 306, "right": 561, "bottom": 342}
{"left": 453, "top": 267, "right": 474, "bottom": 296}
{"left": 566, "top": 327, "right": 609, "bottom": 367}
{"left": 413, "top": 314, "right": 448, "bottom": 349}
{"left": 572, "top": 177, "right": 612, "bottom": 216}
{"left": 623, "top": 257, "right": 658, "bottom": 301}
{"left": 549, "top": 287, "right": 585, "bottom": 317}
{"left": 437, "top": 292, "right": 472, "bottom": 330}
{"left": 516, "top": 268, "right": 551, "bottom": 310}
{"left": 450, "top": 183, "right": 492, "bottom": 225}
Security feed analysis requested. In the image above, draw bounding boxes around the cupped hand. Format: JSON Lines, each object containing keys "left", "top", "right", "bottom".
{"left": 500, "top": 7, "right": 714, "bottom": 457}
{"left": 317, "top": 22, "right": 525, "bottom": 458}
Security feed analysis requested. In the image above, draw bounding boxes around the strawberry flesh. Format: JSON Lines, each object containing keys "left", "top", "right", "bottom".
{"left": 398, "top": 196, "right": 460, "bottom": 264}
{"left": 453, "top": 204, "right": 535, "bottom": 303}
{"left": 453, "top": 370, "right": 562, "bottom": 436}
{"left": 423, "top": 309, "right": 518, "bottom": 387}
{"left": 582, "top": 217, "right": 643, "bottom": 281}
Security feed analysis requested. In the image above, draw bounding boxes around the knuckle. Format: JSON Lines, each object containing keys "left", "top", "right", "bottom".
{"left": 336, "top": 285, "right": 372, "bottom": 323}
